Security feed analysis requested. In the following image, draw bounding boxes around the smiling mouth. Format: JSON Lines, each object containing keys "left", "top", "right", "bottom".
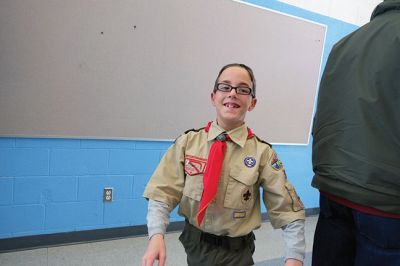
{"left": 224, "top": 103, "right": 240, "bottom": 108}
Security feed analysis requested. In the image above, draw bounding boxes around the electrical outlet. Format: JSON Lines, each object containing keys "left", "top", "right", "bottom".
{"left": 103, "top": 187, "right": 113, "bottom": 202}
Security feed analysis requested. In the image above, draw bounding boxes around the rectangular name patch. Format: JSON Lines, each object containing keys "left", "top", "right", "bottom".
{"left": 233, "top": 211, "right": 246, "bottom": 219}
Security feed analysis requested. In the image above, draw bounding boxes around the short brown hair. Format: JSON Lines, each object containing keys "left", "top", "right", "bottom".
{"left": 214, "top": 63, "right": 256, "bottom": 97}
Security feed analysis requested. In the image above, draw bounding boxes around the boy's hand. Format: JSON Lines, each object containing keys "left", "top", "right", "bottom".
{"left": 141, "top": 234, "right": 166, "bottom": 266}
{"left": 285, "top": 258, "right": 303, "bottom": 266}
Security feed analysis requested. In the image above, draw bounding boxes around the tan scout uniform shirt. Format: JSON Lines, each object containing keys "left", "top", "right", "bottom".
{"left": 144, "top": 121, "right": 304, "bottom": 237}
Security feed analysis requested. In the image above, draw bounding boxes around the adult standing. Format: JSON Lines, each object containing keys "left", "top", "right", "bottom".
{"left": 311, "top": 1, "right": 400, "bottom": 265}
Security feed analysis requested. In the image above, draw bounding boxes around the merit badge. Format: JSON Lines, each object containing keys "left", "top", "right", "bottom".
{"left": 184, "top": 155, "right": 207, "bottom": 176}
{"left": 271, "top": 153, "right": 283, "bottom": 171}
{"left": 244, "top": 156, "right": 256, "bottom": 168}
{"left": 242, "top": 188, "right": 252, "bottom": 204}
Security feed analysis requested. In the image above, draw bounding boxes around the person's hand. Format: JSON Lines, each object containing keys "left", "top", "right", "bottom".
{"left": 285, "top": 258, "right": 303, "bottom": 266}
{"left": 141, "top": 234, "right": 166, "bottom": 266}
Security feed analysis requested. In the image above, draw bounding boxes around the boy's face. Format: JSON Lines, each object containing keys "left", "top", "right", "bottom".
{"left": 211, "top": 66, "right": 257, "bottom": 131}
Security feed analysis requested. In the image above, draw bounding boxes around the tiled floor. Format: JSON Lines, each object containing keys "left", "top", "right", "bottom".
{"left": 0, "top": 215, "right": 318, "bottom": 266}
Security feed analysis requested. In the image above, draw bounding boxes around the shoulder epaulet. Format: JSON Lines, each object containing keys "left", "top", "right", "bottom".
{"left": 184, "top": 127, "right": 205, "bottom": 134}
{"left": 174, "top": 127, "right": 205, "bottom": 143}
{"left": 254, "top": 135, "right": 272, "bottom": 148}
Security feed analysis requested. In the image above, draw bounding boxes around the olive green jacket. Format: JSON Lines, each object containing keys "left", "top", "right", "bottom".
{"left": 312, "top": 0, "right": 400, "bottom": 214}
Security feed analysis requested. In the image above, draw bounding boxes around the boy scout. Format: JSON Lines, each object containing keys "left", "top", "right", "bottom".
{"left": 142, "top": 63, "right": 305, "bottom": 266}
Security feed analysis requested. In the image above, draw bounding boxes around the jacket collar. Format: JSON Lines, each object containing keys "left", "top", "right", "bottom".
{"left": 371, "top": 0, "right": 400, "bottom": 21}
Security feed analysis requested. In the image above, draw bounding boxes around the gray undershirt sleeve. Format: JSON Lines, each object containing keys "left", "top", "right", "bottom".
{"left": 281, "top": 219, "right": 306, "bottom": 262}
{"left": 146, "top": 199, "right": 173, "bottom": 239}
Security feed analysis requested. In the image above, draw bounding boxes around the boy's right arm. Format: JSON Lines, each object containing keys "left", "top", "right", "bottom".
{"left": 142, "top": 199, "right": 172, "bottom": 266}
{"left": 142, "top": 135, "right": 187, "bottom": 265}
{"left": 146, "top": 199, "right": 172, "bottom": 238}
{"left": 142, "top": 234, "right": 166, "bottom": 266}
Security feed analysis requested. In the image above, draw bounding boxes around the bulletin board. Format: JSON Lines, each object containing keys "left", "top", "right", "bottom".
{"left": 0, "top": 0, "right": 326, "bottom": 144}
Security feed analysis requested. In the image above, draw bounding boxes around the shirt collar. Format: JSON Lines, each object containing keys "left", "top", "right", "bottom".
{"left": 207, "top": 121, "right": 249, "bottom": 148}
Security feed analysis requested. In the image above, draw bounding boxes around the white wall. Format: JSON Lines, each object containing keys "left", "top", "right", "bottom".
{"left": 279, "top": 0, "right": 382, "bottom": 26}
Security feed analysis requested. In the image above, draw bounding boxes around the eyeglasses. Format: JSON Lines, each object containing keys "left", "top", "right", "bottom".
{"left": 215, "top": 83, "right": 253, "bottom": 96}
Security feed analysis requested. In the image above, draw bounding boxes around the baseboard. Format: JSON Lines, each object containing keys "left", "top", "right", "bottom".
{"left": 0, "top": 208, "right": 319, "bottom": 253}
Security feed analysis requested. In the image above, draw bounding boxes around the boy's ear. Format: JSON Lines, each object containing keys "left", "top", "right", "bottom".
{"left": 211, "top": 91, "right": 216, "bottom": 107}
{"left": 248, "top": 98, "right": 257, "bottom": 111}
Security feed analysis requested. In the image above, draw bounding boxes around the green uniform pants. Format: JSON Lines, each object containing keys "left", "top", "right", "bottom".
{"left": 179, "top": 221, "right": 255, "bottom": 266}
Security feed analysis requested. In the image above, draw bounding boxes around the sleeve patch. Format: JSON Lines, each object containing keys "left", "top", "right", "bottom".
{"left": 271, "top": 152, "right": 283, "bottom": 171}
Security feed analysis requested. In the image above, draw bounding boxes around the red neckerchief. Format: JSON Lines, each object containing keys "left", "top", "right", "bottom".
{"left": 197, "top": 121, "right": 254, "bottom": 226}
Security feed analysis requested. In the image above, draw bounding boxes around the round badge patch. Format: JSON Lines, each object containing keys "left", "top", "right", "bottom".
{"left": 244, "top": 156, "right": 256, "bottom": 168}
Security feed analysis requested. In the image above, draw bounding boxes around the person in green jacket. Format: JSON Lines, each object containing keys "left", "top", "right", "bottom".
{"left": 311, "top": 1, "right": 400, "bottom": 265}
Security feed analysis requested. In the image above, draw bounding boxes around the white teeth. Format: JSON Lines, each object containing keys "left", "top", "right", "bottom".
{"left": 224, "top": 103, "right": 239, "bottom": 108}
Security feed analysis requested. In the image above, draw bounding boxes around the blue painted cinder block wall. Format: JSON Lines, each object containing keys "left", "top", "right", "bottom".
{"left": 0, "top": 138, "right": 173, "bottom": 238}
{"left": 0, "top": 1, "right": 358, "bottom": 240}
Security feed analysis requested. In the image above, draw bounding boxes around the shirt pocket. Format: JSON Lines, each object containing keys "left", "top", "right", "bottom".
{"left": 224, "top": 166, "right": 259, "bottom": 210}
{"left": 182, "top": 173, "right": 204, "bottom": 202}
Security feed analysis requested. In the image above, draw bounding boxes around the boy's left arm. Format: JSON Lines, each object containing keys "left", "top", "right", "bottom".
{"left": 259, "top": 148, "right": 306, "bottom": 263}
{"left": 285, "top": 259, "right": 303, "bottom": 266}
{"left": 282, "top": 219, "right": 305, "bottom": 265}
